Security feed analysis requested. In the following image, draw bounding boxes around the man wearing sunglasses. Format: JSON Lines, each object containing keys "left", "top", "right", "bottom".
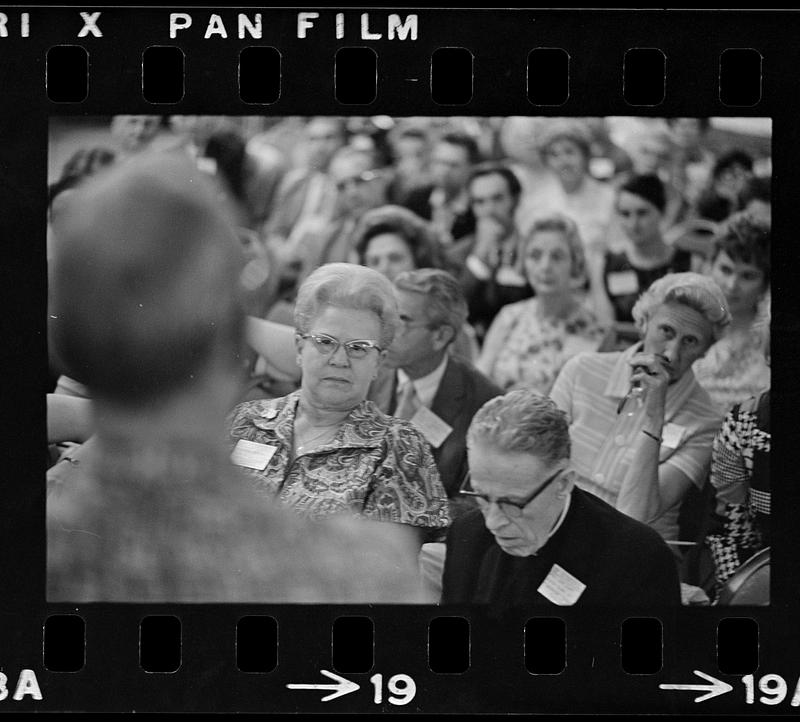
{"left": 440, "top": 389, "right": 680, "bottom": 607}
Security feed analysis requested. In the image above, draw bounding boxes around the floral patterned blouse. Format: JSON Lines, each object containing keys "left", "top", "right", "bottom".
{"left": 693, "top": 325, "right": 770, "bottom": 413}
{"left": 228, "top": 391, "right": 451, "bottom": 530}
{"left": 478, "top": 297, "right": 608, "bottom": 394}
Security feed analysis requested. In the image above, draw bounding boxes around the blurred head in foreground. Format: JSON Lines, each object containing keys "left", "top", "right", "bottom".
{"left": 47, "top": 152, "right": 429, "bottom": 604}
{"left": 50, "top": 151, "right": 247, "bottom": 414}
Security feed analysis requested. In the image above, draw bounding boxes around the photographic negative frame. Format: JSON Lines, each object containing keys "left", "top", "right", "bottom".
{"left": 2, "top": 6, "right": 795, "bottom": 715}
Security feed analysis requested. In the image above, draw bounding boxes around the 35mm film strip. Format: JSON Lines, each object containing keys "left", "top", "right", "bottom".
{"left": 1, "top": 6, "right": 797, "bottom": 715}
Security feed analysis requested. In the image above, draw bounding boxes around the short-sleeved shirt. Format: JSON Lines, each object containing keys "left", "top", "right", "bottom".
{"left": 229, "top": 391, "right": 451, "bottom": 530}
{"left": 603, "top": 248, "right": 692, "bottom": 323}
{"left": 549, "top": 344, "right": 723, "bottom": 540}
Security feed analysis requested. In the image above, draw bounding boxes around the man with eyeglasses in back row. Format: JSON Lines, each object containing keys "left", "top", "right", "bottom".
{"left": 440, "top": 388, "right": 680, "bottom": 608}
{"left": 369, "top": 269, "right": 502, "bottom": 520}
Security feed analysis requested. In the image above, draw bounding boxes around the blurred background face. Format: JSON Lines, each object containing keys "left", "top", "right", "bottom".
{"left": 500, "top": 117, "right": 543, "bottom": 168}
{"left": 430, "top": 141, "right": 472, "bottom": 195}
{"left": 629, "top": 135, "right": 672, "bottom": 175}
{"left": 616, "top": 190, "right": 662, "bottom": 246}
{"left": 330, "top": 153, "right": 383, "bottom": 219}
{"left": 364, "top": 233, "right": 416, "bottom": 281}
{"left": 709, "top": 251, "right": 766, "bottom": 317}
{"left": 169, "top": 115, "right": 227, "bottom": 148}
{"left": 395, "top": 135, "right": 428, "bottom": 172}
{"left": 543, "top": 138, "right": 587, "bottom": 191}
{"left": 523, "top": 230, "right": 574, "bottom": 296}
{"left": 112, "top": 115, "right": 161, "bottom": 153}
{"left": 298, "top": 306, "right": 383, "bottom": 411}
{"left": 469, "top": 173, "right": 516, "bottom": 229}
{"left": 714, "top": 163, "right": 753, "bottom": 200}
{"left": 305, "top": 118, "right": 345, "bottom": 171}
{"left": 671, "top": 118, "right": 703, "bottom": 149}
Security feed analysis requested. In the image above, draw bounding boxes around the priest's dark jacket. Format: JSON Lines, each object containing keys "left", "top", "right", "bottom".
{"left": 441, "top": 486, "right": 681, "bottom": 608}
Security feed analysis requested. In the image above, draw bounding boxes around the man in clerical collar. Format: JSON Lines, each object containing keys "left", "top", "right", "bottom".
{"left": 441, "top": 389, "right": 681, "bottom": 608}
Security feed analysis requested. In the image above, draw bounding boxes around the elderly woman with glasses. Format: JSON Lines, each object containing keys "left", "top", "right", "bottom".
{"left": 229, "top": 262, "right": 450, "bottom": 539}
{"left": 440, "top": 389, "right": 680, "bottom": 607}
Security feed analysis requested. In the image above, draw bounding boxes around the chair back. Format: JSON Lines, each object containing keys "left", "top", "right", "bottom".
{"left": 716, "top": 547, "right": 770, "bottom": 606}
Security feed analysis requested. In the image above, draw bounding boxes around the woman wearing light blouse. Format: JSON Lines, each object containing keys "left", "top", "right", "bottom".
{"left": 477, "top": 214, "right": 607, "bottom": 394}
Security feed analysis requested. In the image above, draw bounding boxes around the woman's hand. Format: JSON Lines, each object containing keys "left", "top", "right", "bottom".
{"left": 628, "top": 351, "right": 670, "bottom": 422}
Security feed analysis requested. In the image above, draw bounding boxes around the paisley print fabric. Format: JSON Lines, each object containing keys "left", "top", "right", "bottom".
{"left": 229, "top": 391, "right": 451, "bottom": 530}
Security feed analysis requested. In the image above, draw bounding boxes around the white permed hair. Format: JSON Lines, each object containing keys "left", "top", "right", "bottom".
{"left": 631, "top": 272, "right": 731, "bottom": 342}
{"left": 294, "top": 262, "right": 399, "bottom": 349}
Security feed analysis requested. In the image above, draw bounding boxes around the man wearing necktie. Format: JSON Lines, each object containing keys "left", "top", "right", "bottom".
{"left": 371, "top": 269, "right": 501, "bottom": 518}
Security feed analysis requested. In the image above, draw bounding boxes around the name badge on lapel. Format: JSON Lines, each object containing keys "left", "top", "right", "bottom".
{"left": 410, "top": 406, "right": 453, "bottom": 448}
{"left": 231, "top": 439, "right": 278, "bottom": 470}
{"left": 607, "top": 270, "right": 639, "bottom": 296}
{"left": 661, "top": 422, "right": 686, "bottom": 449}
{"left": 537, "top": 563, "right": 587, "bottom": 606}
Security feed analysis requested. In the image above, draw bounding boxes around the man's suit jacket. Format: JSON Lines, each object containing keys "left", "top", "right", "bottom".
{"left": 370, "top": 355, "right": 502, "bottom": 498}
{"left": 264, "top": 168, "right": 338, "bottom": 241}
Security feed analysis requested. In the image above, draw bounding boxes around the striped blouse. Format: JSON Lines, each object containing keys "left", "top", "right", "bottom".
{"left": 550, "top": 343, "right": 724, "bottom": 541}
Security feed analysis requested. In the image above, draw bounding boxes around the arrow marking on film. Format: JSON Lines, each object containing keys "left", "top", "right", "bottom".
{"left": 287, "top": 669, "right": 360, "bottom": 702}
{"left": 659, "top": 669, "right": 733, "bottom": 703}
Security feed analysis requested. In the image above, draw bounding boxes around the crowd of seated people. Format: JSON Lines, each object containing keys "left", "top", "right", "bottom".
{"left": 46, "top": 114, "right": 772, "bottom": 606}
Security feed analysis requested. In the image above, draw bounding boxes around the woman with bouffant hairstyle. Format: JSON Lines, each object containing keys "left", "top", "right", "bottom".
{"left": 230, "top": 263, "right": 451, "bottom": 539}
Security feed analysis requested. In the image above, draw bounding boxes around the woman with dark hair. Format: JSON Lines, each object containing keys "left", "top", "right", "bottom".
{"left": 590, "top": 173, "right": 692, "bottom": 326}
{"left": 693, "top": 149, "right": 755, "bottom": 223}
{"left": 353, "top": 204, "right": 450, "bottom": 281}
{"left": 693, "top": 211, "right": 770, "bottom": 410}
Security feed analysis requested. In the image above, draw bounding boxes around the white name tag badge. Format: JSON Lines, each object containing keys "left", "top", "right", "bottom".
{"left": 661, "top": 422, "right": 686, "bottom": 449}
{"left": 537, "top": 563, "right": 587, "bottom": 606}
{"left": 230, "top": 439, "right": 278, "bottom": 470}
{"left": 607, "top": 270, "right": 639, "bottom": 296}
{"left": 410, "top": 406, "right": 453, "bottom": 449}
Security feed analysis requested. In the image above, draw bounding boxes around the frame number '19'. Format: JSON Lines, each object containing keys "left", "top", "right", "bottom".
{"left": 369, "top": 673, "right": 416, "bottom": 705}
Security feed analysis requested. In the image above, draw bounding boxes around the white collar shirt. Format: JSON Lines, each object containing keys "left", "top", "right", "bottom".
{"left": 396, "top": 355, "right": 449, "bottom": 410}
